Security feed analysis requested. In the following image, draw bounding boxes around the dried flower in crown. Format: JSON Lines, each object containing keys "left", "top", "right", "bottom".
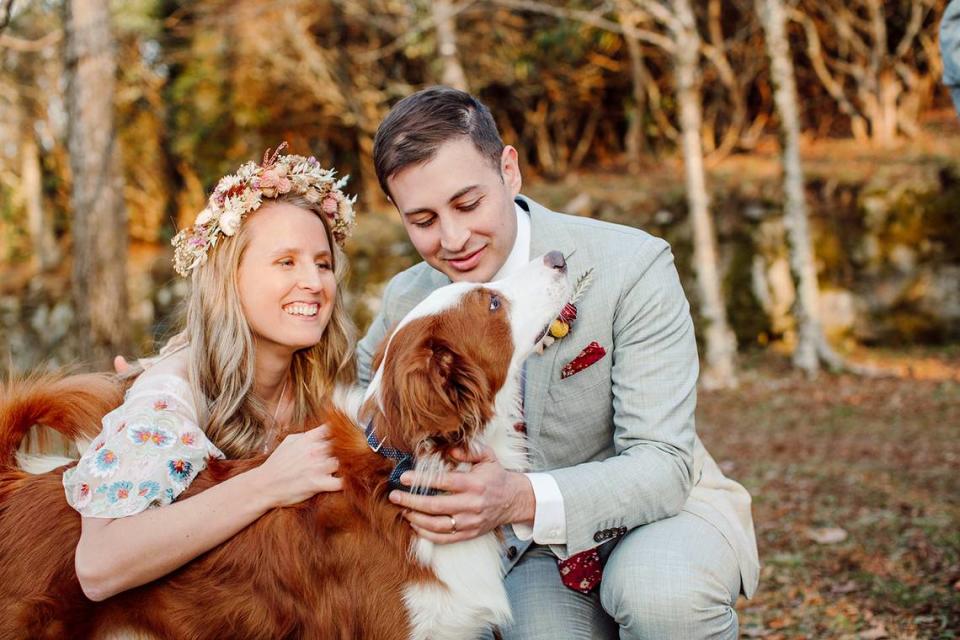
{"left": 171, "top": 143, "right": 357, "bottom": 277}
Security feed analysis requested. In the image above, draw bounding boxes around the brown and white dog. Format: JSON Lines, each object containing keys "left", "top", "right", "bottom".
{"left": 0, "top": 252, "right": 569, "bottom": 640}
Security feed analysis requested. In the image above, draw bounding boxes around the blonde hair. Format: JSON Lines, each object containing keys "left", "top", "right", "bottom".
{"left": 181, "top": 193, "right": 356, "bottom": 458}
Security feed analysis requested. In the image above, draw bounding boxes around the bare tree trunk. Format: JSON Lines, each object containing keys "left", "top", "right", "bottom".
{"left": 617, "top": 0, "right": 647, "bottom": 172}
{"left": 65, "top": 0, "right": 129, "bottom": 367}
{"left": 569, "top": 107, "right": 601, "bottom": 170}
{"left": 673, "top": 0, "right": 737, "bottom": 389}
{"left": 431, "top": 0, "right": 469, "bottom": 91}
{"left": 756, "top": 0, "right": 843, "bottom": 374}
{"left": 21, "top": 131, "right": 60, "bottom": 272}
{"left": 876, "top": 68, "right": 901, "bottom": 146}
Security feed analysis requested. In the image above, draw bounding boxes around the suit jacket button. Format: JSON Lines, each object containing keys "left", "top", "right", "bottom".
{"left": 618, "top": 527, "right": 627, "bottom": 536}
{"left": 593, "top": 531, "right": 604, "bottom": 543}
{"left": 506, "top": 545, "right": 518, "bottom": 560}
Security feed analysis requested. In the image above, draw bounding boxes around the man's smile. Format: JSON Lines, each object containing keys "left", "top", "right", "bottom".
{"left": 445, "top": 245, "right": 487, "bottom": 272}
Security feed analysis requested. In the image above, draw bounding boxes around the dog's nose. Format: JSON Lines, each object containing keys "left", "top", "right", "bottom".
{"left": 544, "top": 251, "right": 566, "bottom": 273}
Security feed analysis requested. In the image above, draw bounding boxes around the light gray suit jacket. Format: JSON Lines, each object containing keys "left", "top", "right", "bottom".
{"left": 356, "top": 196, "right": 759, "bottom": 597}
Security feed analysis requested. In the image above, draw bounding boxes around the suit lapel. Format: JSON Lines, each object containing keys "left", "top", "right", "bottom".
{"left": 518, "top": 197, "right": 575, "bottom": 452}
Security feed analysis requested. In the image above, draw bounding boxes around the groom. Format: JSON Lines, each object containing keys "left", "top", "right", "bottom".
{"left": 357, "top": 86, "right": 759, "bottom": 639}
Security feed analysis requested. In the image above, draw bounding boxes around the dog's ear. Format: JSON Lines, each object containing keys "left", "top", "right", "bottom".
{"left": 425, "top": 339, "right": 491, "bottom": 436}
{"left": 379, "top": 323, "right": 493, "bottom": 449}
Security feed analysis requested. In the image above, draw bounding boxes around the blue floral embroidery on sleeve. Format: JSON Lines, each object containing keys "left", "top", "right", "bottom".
{"left": 137, "top": 480, "right": 161, "bottom": 500}
{"left": 89, "top": 448, "right": 120, "bottom": 478}
{"left": 62, "top": 373, "right": 226, "bottom": 518}
{"left": 167, "top": 458, "right": 193, "bottom": 484}
{"left": 98, "top": 480, "right": 134, "bottom": 504}
{"left": 128, "top": 424, "right": 176, "bottom": 449}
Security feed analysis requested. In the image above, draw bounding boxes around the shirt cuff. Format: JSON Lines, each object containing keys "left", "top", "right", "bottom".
{"left": 511, "top": 472, "right": 567, "bottom": 545}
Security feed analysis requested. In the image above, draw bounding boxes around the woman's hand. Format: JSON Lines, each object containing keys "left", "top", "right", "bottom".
{"left": 255, "top": 425, "right": 343, "bottom": 507}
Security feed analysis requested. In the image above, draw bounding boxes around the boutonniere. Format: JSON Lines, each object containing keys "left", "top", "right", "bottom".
{"left": 536, "top": 268, "right": 594, "bottom": 354}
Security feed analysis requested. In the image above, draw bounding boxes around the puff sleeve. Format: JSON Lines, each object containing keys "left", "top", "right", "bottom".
{"left": 62, "top": 373, "right": 224, "bottom": 518}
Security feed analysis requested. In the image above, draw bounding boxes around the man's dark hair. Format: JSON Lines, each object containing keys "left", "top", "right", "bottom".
{"left": 373, "top": 86, "right": 505, "bottom": 198}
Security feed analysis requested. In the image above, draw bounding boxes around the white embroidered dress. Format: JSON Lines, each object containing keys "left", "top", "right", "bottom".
{"left": 63, "top": 371, "right": 224, "bottom": 518}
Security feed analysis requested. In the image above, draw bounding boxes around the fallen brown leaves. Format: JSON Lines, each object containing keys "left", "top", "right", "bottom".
{"left": 698, "top": 348, "right": 960, "bottom": 638}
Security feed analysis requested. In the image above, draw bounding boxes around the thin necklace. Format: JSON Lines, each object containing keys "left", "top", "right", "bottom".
{"left": 265, "top": 376, "right": 288, "bottom": 452}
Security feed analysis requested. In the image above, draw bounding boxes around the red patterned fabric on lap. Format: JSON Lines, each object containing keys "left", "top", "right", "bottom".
{"left": 557, "top": 549, "right": 603, "bottom": 594}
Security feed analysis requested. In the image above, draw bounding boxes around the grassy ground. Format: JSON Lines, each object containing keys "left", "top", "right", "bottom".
{"left": 696, "top": 348, "right": 960, "bottom": 639}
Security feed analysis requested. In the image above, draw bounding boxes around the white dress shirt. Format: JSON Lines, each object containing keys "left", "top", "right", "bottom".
{"left": 493, "top": 203, "right": 567, "bottom": 545}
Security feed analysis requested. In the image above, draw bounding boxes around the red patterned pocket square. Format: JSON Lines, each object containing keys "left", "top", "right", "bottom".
{"left": 560, "top": 341, "right": 607, "bottom": 380}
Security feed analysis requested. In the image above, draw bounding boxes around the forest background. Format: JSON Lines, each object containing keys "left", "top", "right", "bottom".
{"left": 1, "top": 0, "right": 958, "bottom": 636}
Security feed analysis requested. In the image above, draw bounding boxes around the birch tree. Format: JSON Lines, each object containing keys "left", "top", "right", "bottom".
{"left": 431, "top": 0, "right": 469, "bottom": 91}
{"left": 669, "top": 0, "right": 738, "bottom": 388}
{"left": 65, "top": 0, "right": 129, "bottom": 366}
{"left": 755, "top": 0, "right": 844, "bottom": 376}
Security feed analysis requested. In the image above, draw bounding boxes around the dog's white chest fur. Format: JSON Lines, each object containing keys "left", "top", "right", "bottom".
{"left": 402, "top": 377, "right": 526, "bottom": 640}
{"left": 403, "top": 534, "right": 510, "bottom": 640}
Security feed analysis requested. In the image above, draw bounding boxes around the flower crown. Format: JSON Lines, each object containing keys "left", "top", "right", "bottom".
{"left": 172, "top": 143, "right": 357, "bottom": 277}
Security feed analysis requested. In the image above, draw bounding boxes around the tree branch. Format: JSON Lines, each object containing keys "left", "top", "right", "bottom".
{"left": 491, "top": 0, "right": 675, "bottom": 52}
{"left": 894, "top": 0, "right": 930, "bottom": 60}
{"left": 788, "top": 8, "right": 862, "bottom": 120}
{"left": 0, "top": 28, "right": 62, "bottom": 52}
{"left": 0, "top": 0, "right": 15, "bottom": 34}
{"left": 354, "top": 0, "right": 478, "bottom": 63}
{"left": 635, "top": 0, "right": 681, "bottom": 35}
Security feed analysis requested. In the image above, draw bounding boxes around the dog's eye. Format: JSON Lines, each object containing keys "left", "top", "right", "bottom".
{"left": 489, "top": 294, "right": 501, "bottom": 312}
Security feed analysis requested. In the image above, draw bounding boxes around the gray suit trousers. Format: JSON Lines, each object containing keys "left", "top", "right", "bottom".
{"left": 482, "top": 511, "right": 741, "bottom": 640}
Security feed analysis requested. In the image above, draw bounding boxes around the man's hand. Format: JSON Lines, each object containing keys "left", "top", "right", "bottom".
{"left": 388, "top": 446, "right": 535, "bottom": 544}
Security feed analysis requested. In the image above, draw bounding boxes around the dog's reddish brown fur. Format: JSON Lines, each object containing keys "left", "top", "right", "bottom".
{"left": 0, "top": 288, "right": 515, "bottom": 640}
{"left": 372, "top": 287, "right": 513, "bottom": 459}
{"left": 0, "top": 376, "right": 433, "bottom": 639}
